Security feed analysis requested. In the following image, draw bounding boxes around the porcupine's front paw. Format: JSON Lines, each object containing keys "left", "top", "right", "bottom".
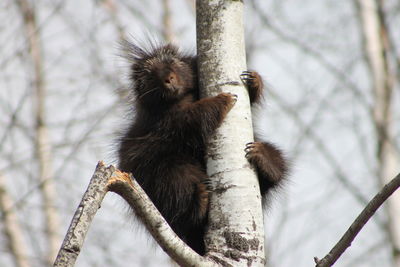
{"left": 245, "top": 142, "right": 288, "bottom": 193}
{"left": 217, "top": 92, "right": 238, "bottom": 111}
{"left": 240, "top": 71, "right": 264, "bottom": 104}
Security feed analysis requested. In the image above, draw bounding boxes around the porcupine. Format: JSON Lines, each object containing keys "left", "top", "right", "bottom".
{"left": 117, "top": 40, "right": 288, "bottom": 255}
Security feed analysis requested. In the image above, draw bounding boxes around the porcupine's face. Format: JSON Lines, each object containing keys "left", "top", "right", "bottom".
{"left": 131, "top": 44, "right": 195, "bottom": 104}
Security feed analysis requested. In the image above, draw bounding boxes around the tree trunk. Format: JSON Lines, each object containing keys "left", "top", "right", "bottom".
{"left": 161, "top": 0, "right": 175, "bottom": 43}
{"left": 15, "top": 0, "right": 61, "bottom": 264}
{"left": 0, "top": 174, "right": 31, "bottom": 267}
{"left": 196, "top": 1, "right": 266, "bottom": 266}
{"left": 356, "top": 0, "right": 400, "bottom": 265}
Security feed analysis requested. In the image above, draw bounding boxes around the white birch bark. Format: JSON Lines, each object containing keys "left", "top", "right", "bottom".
{"left": 54, "top": 162, "right": 111, "bottom": 267}
{"left": 357, "top": 0, "right": 400, "bottom": 265}
{"left": 15, "top": 0, "right": 61, "bottom": 264}
{"left": 196, "top": 1, "right": 266, "bottom": 266}
{"left": 0, "top": 174, "right": 31, "bottom": 267}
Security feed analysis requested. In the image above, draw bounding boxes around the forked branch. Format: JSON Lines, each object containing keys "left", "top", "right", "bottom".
{"left": 53, "top": 162, "right": 216, "bottom": 267}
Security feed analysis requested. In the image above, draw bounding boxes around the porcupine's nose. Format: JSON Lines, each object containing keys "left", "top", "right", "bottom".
{"left": 164, "top": 72, "right": 177, "bottom": 85}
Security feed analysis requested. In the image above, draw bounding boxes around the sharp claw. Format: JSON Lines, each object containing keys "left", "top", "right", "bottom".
{"left": 229, "top": 94, "right": 237, "bottom": 103}
{"left": 241, "top": 71, "right": 256, "bottom": 80}
{"left": 245, "top": 145, "right": 255, "bottom": 152}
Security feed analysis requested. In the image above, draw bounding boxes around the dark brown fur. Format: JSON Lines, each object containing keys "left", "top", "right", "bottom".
{"left": 118, "top": 41, "right": 287, "bottom": 255}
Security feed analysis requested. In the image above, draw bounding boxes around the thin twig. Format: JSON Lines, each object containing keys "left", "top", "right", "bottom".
{"left": 315, "top": 173, "right": 400, "bottom": 267}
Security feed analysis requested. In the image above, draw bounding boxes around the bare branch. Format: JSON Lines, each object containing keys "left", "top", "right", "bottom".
{"left": 108, "top": 171, "right": 216, "bottom": 267}
{"left": 315, "top": 173, "right": 400, "bottom": 267}
{"left": 53, "top": 162, "right": 111, "bottom": 267}
{"left": 54, "top": 162, "right": 217, "bottom": 267}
